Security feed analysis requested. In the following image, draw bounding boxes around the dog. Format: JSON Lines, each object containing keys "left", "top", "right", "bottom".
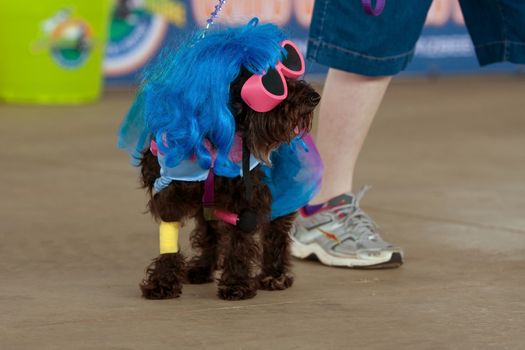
{"left": 118, "top": 19, "right": 321, "bottom": 300}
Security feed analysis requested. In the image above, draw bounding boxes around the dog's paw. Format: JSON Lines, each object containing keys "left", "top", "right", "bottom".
{"left": 257, "top": 273, "right": 294, "bottom": 291}
{"left": 139, "top": 253, "right": 185, "bottom": 300}
{"left": 186, "top": 265, "right": 214, "bottom": 284}
{"left": 217, "top": 283, "right": 257, "bottom": 300}
{"left": 140, "top": 278, "right": 182, "bottom": 299}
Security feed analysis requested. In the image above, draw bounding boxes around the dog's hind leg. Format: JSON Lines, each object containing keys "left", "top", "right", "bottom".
{"left": 217, "top": 226, "right": 258, "bottom": 300}
{"left": 139, "top": 220, "right": 186, "bottom": 299}
{"left": 186, "top": 211, "right": 218, "bottom": 284}
{"left": 257, "top": 212, "right": 295, "bottom": 291}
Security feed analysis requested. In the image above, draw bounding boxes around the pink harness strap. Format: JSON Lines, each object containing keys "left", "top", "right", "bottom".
{"left": 150, "top": 140, "right": 159, "bottom": 156}
{"left": 150, "top": 135, "right": 248, "bottom": 226}
{"left": 202, "top": 136, "right": 248, "bottom": 228}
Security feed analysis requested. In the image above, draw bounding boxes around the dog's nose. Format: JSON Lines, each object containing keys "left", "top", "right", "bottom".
{"left": 307, "top": 92, "right": 321, "bottom": 107}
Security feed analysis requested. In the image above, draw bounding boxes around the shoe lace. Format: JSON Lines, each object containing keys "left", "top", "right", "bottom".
{"left": 333, "top": 186, "right": 380, "bottom": 241}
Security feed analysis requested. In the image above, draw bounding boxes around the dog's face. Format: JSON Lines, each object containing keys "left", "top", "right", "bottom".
{"left": 231, "top": 77, "right": 321, "bottom": 164}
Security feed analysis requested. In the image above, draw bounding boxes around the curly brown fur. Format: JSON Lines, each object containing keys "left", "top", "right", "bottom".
{"left": 139, "top": 149, "right": 160, "bottom": 191}
{"left": 148, "top": 178, "right": 203, "bottom": 223}
{"left": 232, "top": 79, "right": 318, "bottom": 164}
{"left": 257, "top": 212, "right": 296, "bottom": 291}
{"left": 216, "top": 225, "right": 260, "bottom": 300}
{"left": 140, "top": 252, "right": 186, "bottom": 299}
{"left": 186, "top": 212, "right": 218, "bottom": 284}
{"left": 212, "top": 169, "right": 271, "bottom": 300}
{"left": 245, "top": 81, "right": 316, "bottom": 164}
{"left": 137, "top": 78, "right": 319, "bottom": 300}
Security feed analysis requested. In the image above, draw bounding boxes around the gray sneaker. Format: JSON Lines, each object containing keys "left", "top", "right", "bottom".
{"left": 291, "top": 186, "right": 403, "bottom": 268}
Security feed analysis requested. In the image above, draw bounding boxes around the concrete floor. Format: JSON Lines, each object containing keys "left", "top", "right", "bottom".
{"left": 1, "top": 76, "right": 524, "bottom": 349}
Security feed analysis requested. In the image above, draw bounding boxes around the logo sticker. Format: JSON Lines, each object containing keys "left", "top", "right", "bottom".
{"left": 33, "top": 8, "right": 94, "bottom": 69}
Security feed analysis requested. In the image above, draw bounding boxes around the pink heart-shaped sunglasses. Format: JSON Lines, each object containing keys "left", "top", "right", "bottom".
{"left": 241, "top": 40, "right": 305, "bottom": 112}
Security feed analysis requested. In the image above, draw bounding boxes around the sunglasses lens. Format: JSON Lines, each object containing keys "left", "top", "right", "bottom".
{"left": 261, "top": 68, "right": 285, "bottom": 96}
{"left": 282, "top": 44, "right": 302, "bottom": 72}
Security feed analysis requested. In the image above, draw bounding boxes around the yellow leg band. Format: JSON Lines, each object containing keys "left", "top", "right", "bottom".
{"left": 159, "top": 221, "right": 179, "bottom": 254}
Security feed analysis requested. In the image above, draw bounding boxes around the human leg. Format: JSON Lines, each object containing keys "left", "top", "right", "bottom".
{"left": 311, "top": 69, "right": 391, "bottom": 203}
{"left": 292, "top": 0, "right": 434, "bottom": 267}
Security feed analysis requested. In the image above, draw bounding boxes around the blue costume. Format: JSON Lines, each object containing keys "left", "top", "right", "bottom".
{"left": 118, "top": 20, "right": 322, "bottom": 219}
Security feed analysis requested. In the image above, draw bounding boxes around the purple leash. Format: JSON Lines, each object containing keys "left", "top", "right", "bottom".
{"left": 361, "top": 0, "right": 386, "bottom": 16}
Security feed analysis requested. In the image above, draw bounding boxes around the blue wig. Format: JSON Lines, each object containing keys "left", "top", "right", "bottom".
{"left": 118, "top": 19, "right": 287, "bottom": 177}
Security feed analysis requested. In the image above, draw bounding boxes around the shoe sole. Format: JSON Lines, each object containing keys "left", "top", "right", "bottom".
{"left": 291, "top": 237, "right": 403, "bottom": 269}
{"left": 356, "top": 252, "right": 404, "bottom": 269}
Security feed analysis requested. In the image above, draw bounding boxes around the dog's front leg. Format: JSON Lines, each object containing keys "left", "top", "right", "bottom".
{"left": 258, "top": 212, "right": 295, "bottom": 291}
{"left": 186, "top": 211, "right": 218, "bottom": 284}
{"left": 217, "top": 226, "right": 258, "bottom": 300}
{"left": 139, "top": 221, "right": 186, "bottom": 299}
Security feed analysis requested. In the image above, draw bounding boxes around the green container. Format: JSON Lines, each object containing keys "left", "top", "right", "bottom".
{"left": 0, "top": 1, "right": 113, "bottom": 104}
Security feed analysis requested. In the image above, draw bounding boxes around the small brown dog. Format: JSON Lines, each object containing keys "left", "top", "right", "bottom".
{"left": 139, "top": 77, "right": 320, "bottom": 301}
{"left": 119, "top": 21, "right": 321, "bottom": 300}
